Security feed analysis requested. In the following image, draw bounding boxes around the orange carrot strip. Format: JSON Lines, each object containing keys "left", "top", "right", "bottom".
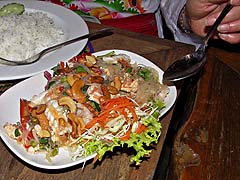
{"left": 127, "top": 106, "right": 138, "bottom": 121}
{"left": 98, "top": 103, "right": 133, "bottom": 120}
{"left": 84, "top": 118, "right": 98, "bottom": 129}
{"left": 84, "top": 113, "right": 111, "bottom": 130}
{"left": 135, "top": 123, "right": 147, "bottom": 134}
{"left": 119, "top": 128, "right": 132, "bottom": 141}
{"left": 101, "top": 97, "right": 133, "bottom": 109}
{"left": 119, "top": 108, "right": 128, "bottom": 120}
{"left": 84, "top": 97, "right": 138, "bottom": 130}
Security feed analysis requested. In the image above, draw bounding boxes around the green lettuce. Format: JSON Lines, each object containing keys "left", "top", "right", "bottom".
{"left": 80, "top": 99, "right": 165, "bottom": 165}
{"left": 83, "top": 114, "right": 161, "bottom": 165}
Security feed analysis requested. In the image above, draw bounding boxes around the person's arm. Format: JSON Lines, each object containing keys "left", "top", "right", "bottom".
{"left": 160, "top": 0, "right": 202, "bottom": 46}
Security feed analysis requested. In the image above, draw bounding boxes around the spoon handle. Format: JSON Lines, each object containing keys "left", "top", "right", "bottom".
{"left": 203, "top": 3, "right": 233, "bottom": 45}
{"left": 41, "top": 28, "right": 113, "bottom": 56}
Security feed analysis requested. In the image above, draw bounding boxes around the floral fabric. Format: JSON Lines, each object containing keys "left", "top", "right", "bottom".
{"left": 42, "top": 0, "right": 202, "bottom": 45}
{"left": 44, "top": 0, "right": 160, "bottom": 20}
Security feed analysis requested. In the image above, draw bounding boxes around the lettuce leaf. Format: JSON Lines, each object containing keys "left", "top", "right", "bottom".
{"left": 83, "top": 114, "right": 161, "bottom": 165}
{"left": 81, "top": 100, "right": 165, "bottom": 165}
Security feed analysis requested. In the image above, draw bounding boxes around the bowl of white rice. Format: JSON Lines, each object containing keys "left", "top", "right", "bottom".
{"left": 0, "top": 0, "right": 89, "bottom": 81}
{"left": 0, "top": 11, "right": 65, "bottom": 61}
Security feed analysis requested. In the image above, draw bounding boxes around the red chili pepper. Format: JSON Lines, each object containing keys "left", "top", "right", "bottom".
{"left": 76, "top": 54, "right": 88, "bottom": 64}
{"left": 118, "top": 59, "right": 130, "bottom": 68}
{"left": 60, "top": 61, "right": 65, "bottom": 69}
{"left": 90, "top": 67, "right": 103, "bottom": 75}
{"left": 58, "top": 62, "right": 71, "bottom": 74}
{"left": 59, "top": 85, "right": 65, "bottom": 92}
{"left": 24, "top": 144, "right": 31, "bottom": 149}
{"left": 64, "top": 63, "right": 71, "bottom": 73}
{"left": 20, "top": 99, "right": 27, "bottom": 117}
{"left": 23, "top": 130, "right": 34, "bottom": 149}
{"left": 70, "top": 53, "right": 91, "bottom": 63}
{"left": 20, "top": 99, "right": 30, "bottom": 129}
{"left": 69, "top": 4, "right": 78, "bottom": 11}
{"left": 27, "top": 130, "right": 33, "bottom": 140}
{"left": 69, "top": 56, "right": 78, "bottom": 63}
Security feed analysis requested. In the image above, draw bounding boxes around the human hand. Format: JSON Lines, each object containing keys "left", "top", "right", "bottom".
{"left": 186, "top": 0, "right": 240, "bottom": 44}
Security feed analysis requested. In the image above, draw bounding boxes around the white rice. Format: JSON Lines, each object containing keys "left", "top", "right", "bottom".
{"left": 0, "top": 12, "right": 65, "bottom": 62}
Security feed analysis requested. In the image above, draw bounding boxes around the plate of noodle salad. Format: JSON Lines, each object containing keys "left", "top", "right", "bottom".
{"left": 0, "top": 50, "right": 177, "bottom": 169}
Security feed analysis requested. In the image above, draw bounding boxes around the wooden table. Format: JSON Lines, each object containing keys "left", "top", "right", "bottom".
{"left": 0, "top": 22, "right": 193, "bottom": 180}
{"left": 165, "top": 47, "right": 240, "bottom": 179}
{"left": 1, "top": 22, "right": 239, "bottom": 180}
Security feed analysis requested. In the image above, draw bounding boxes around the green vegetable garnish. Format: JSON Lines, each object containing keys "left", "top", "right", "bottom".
{"left": 81, "top": 85, "right": 89, "bottom": 94}
{"left": 137, "top": 68, "right": 151, "bottom": 81}
{"left": 97, "top": 51, "right": 116, "bottom": 59}
{"left": 0, "top": 3, "right": 24, "bottom": 17}
{"left": 61, "top": 76, "right": 67, "bottom": 83}
{"left": 50, "top": 148, "right": 58, "bottom": 157}
{"left": 39, "top": 137, "right": 48, "bottom": 145}
{"left": 46, "top": 81, "right": 56, "bottom": 90}
{"left": 51, "top": 64, "right": 60, "bottom": 76}
{"left": 76, "top": 65, "right": 87, "bottom": 73}
{"left": 14, "top": 128, "right": 20, "bottom": 137}
{"left": 30, "top": 140, "right": 37, "bottom": 148}
{"left": 89, "top": 100, "right": 101, "bottom": 112}
{"left": 125, "top": 67, "right": 132, "bottom": 74}
{"left": 83, "top": 113, "right": 162, "bottom": 166}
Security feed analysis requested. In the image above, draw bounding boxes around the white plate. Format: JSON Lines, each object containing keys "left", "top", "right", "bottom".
{"left": 0, "top": 0, "right": 89, "bottom": 81}
{"left": 0, "top": 50, "right": 177, "bottom": 169}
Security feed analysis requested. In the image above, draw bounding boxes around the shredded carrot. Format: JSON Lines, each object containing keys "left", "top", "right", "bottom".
{"left": 119, "top": 128, "right": 132, "bottom": 141}
{"left": 119, "top": 108, "right": 128, "bottom": 119}
{"left": 84, "top": 97, "right": 138, "bottom": 130}
{"left": 92, "top": 154, "right": 99, "bottom": 164}
{"left": 101, "top": 97, "right": 134, "bottom": 109}
{"left": 135, "top": 123, "right": 147, "bottom": 134}
{"left": 84, "top": 118, "right": 98, "bottom": 129}
{"left": 127, "top": 106, "right": 138, "bottom": 121}
{"left": 98, "top": 102, "right": 134, "bottom": 120}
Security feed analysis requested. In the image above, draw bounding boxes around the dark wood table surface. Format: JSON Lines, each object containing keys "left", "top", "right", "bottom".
{"left": 166, "top": 46, "right": 240, "bottom": 180}
{"left": 0, "top": 22, "right": 239, "bottom": 180}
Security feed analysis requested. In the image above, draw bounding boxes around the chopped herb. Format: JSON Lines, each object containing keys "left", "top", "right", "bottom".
{"left": 51, "top": 64, "right": 60, "bottom": 76}
{"left": 47, "top": 81, "right": 56, "bottom": 89}
{"left": 76, "top": 65, "right": 87, "bottom": 73}
{"left": 89, "top": 101, "right": 101, "bottom": 112}
{"left": 39, "top": 137, "right": 48, "bottom": 145}
{"left": 137, "top": 68, "right": 151, "bottom": 81}
{"left": 61, "top": 76, "right": 67, "bottom": 83}
{"left": 50, "top": 148, "right": 58, "bottom": 157}
{"left": 30, "top": 140, "right": 37, "bottom": 147}
{"left": 125, "top": 67, "right": 132, "bottom": 74}
{"left": 14, "top": 128, "right": 20, "bottom": 137}
{"left": 81, "top": 85, "right": 89, "bottom": 94}
{"left": 97, "top": 51, "right": 115, "bottom": 59}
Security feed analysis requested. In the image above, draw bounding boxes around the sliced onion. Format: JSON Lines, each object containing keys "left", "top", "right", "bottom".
{"left": 32, "top": 130, "right": 39, "bottom": 144}
{"left": 44, "top": 71, "right": 52, "bottom": 81}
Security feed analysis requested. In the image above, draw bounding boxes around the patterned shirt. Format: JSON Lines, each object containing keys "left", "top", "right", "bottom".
{"left": 44, "top": 0, "right": 160, "bottom": 20}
